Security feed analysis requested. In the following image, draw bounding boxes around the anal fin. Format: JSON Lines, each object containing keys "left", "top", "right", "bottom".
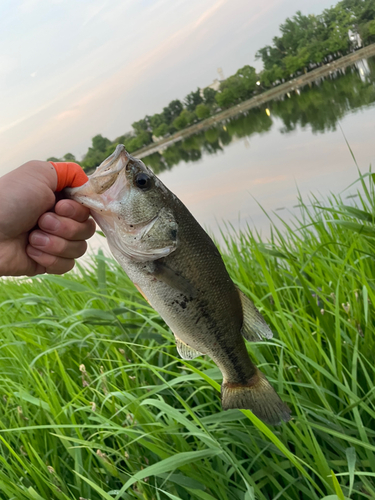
{"left": 237, "top": 288, "right": 273, "bottom": 341}
{"left": 175, "top": 335, "right": 203, "bottom": 360}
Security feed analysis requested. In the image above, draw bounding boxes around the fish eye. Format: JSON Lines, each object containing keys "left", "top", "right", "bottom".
{"left": 135, "top": 172, "right": 152, "bottom": 190}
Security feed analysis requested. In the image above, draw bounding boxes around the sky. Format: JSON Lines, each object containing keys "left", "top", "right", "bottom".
{"left": 0, "top": 0, "right": 339, "bottom": 176}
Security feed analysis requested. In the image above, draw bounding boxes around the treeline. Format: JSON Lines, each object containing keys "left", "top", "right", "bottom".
{"left": 48, "top": 0, "right": 375, "bottom": 171}
{"left": 145, "top": 58, "right": 375, "bottom": 174}
{"left": 256, "top": 0, "right": 375, "bottom": 85}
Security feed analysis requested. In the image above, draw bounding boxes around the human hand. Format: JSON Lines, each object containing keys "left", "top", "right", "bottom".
{"left": 0, "top": 160, "right": 96, "bottom": 277}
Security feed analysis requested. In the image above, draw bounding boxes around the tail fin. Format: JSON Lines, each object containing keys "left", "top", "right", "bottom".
{"left": 221, "top": 368, "right": 291, "bottom": 425}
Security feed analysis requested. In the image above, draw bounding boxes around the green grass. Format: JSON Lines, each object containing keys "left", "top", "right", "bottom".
{"left": 1, "top": 172, "right": 375, "bottom": 500}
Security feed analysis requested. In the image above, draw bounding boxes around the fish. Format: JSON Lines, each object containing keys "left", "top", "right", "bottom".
{"left": 67, "top": 144, "right": 291, "bottom": 425}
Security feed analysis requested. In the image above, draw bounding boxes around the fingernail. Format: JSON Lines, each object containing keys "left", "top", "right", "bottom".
{"left": 60, "top": 202, "right": 75, "bottom": 217}
{"left": 40, "top": 214, "right": 60, "bottom": 231}
{"left": 28, "top": 247, "right": 42, "bottom": 257}
{"left": 30, "top": 232, "right": 50, "bottom": 247}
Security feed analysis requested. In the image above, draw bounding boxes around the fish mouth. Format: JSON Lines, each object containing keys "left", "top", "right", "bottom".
{"left": 66, "top": 144, "right": 130, "bottom": 209}
{"left": 91, "top": 144, "right": 129, "bottom": 190}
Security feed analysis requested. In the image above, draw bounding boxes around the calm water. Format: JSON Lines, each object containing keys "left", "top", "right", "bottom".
{"left": 87, "top": 56, "right": 375, "bottom": 255}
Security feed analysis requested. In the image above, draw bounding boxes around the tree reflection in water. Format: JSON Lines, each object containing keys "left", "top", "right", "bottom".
{"left": 144, "top": 57, "right": 375, "bottom": 174}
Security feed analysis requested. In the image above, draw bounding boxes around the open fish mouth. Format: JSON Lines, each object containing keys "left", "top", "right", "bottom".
{"left": 65, "top": 144, "right": 130, "bottom": 209}
{"left": 90, "top": 144, "right": 129, "bottom": 191}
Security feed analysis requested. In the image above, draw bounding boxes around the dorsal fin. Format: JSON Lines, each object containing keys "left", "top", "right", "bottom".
{"left": 174, "top": 335, "right": 203, "bottom": 360}
{"left": 237, "top": 288, "right": 273, "bottom": 341}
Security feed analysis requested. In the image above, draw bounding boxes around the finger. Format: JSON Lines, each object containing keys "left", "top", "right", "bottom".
{"left": 29, "top": 231, "right": 88, "bottom": 259}
{"left": 26, "top": 246, "right": 75, "bottom": 275}
{"left": 55, "top": 199, "right": 91, "bottom": 223}
{"left": 38, "top": 213, "right": 96, "bottom": 241}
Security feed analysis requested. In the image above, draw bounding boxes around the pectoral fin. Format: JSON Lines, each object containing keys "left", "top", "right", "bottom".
{"left": 152, "top": 262, "right": 197, "bottom": 298}
{"left": 175, "top": 335, "right": 203, "bottom": 360}
{"left": 238, "top": 288, "right": 273, "bottom": 341}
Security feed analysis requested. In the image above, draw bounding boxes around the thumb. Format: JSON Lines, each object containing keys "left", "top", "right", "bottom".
{"left": 50, "top": 162, "right": 88, "bottom": 192}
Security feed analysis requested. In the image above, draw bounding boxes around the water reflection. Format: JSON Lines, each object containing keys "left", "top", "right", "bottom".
{"left": 143, "top": 56, "right": 375, "bottom": 174}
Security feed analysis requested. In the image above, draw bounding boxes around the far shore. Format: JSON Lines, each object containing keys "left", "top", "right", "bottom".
{"left": 134, "top": 43, "right": 375, "bottom": 160}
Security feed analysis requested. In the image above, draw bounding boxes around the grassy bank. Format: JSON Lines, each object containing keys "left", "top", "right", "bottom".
{"left": 0, "top": 172, "right": 375, "bottom": 500}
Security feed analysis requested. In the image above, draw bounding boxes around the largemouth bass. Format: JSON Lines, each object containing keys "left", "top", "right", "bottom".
{"left": 67, "top": 145, "right": 290, "bottom": 425}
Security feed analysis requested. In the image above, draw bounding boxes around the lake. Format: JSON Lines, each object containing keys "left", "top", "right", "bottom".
{"left": 87, "top": 55, "right": 375, "bottom": 255}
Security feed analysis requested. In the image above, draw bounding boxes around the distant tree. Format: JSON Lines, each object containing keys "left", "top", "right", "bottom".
{"left": 173, "top": 109, "right": 196, "bottom": 130}
{"left": 195, "top": 103, "right": 211, "bottom": 120}
{"left": 46, "top": 156, "right": 61, "bottom": 162}
{"left": 260, "top": 65, "right": 284, "bottom": 87}
{"left": 255, "top": 45, "right": 284, "bottom": 72}
{"left": 124, "top": 137, "right": 139, "bottom": 153}
{"left": 163, "top": 100, "right": 184, "bottom": 125}
{"left": 81, "top": 149, "right": 106, "bottom": 170}
{"left": 123, "top": 130, "right": 152, "bottom": 152}
{"left": 92, "top": 134, "right": 111, "bottom": 152}
{"left": 361, "top": 18, "right": 375, "bottom": 43}
{"left": 132, "top": 118, "right": 149, "bottom": 134}
{"left": 115, "top": 132, "right": 132, "bottom": 145}
{"left": 149, "top": 113, "right": 167, "bottom": 131}
{"left": 104, "top": 143, "right": 118, "bottom": 157}
{"left": 203, "top": 87, "right": 217, "bottom": 105}
{"left": 216, "top": 65, "right": 258, "bottom": 107}
{"left": 63, "top": 153, "right": 76, "bottom": 161}
{"left": 215, "top": 88, "right": 237, "bottom": 108}
{"left": 153, "top": 123, "right": 170, "bottom": 137}
{"left": 184, "top": 88, "right": 203, "bottom": 111}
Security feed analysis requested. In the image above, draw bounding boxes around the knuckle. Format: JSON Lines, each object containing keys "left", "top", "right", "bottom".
{"left": 60, "top": 219, "right": 79, "bottom": 239}
{"left": 46, "top": 254, "right": 60, "bottom": 268}
{"left": 57, "top": 237, "right": 71, "bottom": 255}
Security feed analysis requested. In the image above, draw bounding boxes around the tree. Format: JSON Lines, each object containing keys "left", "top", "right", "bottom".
{"left": 132, "top": 118, "right": 149, "bottom": 134}
{"left": 195, "top": 103, "right": 211, "bottom": 120}
{"left": 361, "top": 18, "right": 375, "bottom": 43}
{"left": 125, "top": 130, "right": 152, "bottom": 152}
{"left": 149, "top": 113, "right": 166, "bottom": 131}
{"left": 92, "top": 134, "right": 111, "bottom": 152}
{"left": 104, "top": 143, "right": 118, "bottom": 157}
{"left": 173, "top": 109, "right": 196, "bottom": 130}
{"left": 163, "top": 100, "right": 184, "bottom": 125}
{"left": 184, "top": 88, "right": 203, "bottom": 111}
{"left": 215, "top": 88, "right": 237, "bottom": 108}
{"left": 115, "top": 132, "right": 132, "bottom": 145}
{"left": 63, "top": 153, "right": 76, "bottom": 161}
{"left": 153, "top": 123, "right": 169, "bottom": 137}
{"left": 81, "top": 148, "right": 106, "bottom": 170}
{"left": 216, "top": 65, "right": 258, "bottom": 107}
{"left": 203, "top": 87, "right": 217, "bottom": 105}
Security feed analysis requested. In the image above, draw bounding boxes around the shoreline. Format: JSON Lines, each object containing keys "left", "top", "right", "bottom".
{"left": 134, "top": 43, "right": 375, "bottom": 159}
